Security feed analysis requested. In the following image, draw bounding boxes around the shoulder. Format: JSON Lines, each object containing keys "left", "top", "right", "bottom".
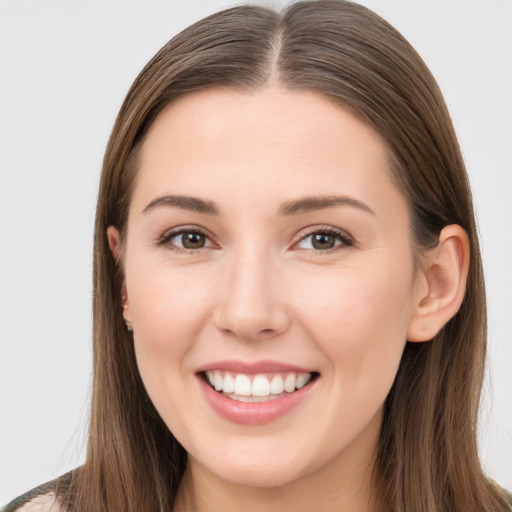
{"left": 2, "top": 493, "right": 61, "bottom": 512}
{"left": 2, "top": 482, "right": 62, "bottom": 512}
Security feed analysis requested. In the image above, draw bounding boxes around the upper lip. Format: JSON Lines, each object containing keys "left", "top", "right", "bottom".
{"left": 196, "top": 359, "right": 316, "bottom": 375}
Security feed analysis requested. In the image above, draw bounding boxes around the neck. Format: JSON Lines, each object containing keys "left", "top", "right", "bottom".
{"left": 173, "top": 415, "right": 386, "bottom": 512}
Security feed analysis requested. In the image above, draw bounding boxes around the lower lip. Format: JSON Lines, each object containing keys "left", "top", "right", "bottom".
{"left": 198, "top": 375, "right": 316, "bottom": 425}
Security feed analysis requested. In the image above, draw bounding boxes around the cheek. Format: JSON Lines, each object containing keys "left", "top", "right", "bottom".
{"left": 126, "top": 265, "right": 220, "bottom": 440}
{"left": 292, "top": 263, "right": 414, "bottom": 379}
{"left": 126, "top": 264, "right": 217, "bottom": 391}
{"left": 129, "top": 263, "right": 214, "bottom": 338}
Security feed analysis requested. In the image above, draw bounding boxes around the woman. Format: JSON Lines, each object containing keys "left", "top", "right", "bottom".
{"left": 4, "top": 1, "right": 511, "bottom": 511}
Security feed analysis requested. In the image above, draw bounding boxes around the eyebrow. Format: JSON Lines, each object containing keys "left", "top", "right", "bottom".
{"left": 142, "top": 193, "right": 374, "bottom": 217}
{"left": 279, "top": 195, "right": 375, "bottom": 216}
{"left": 143, "top": 195, "right": 219, "bottom": 215}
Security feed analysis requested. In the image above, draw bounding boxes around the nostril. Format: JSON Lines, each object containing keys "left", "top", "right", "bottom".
{"left": 213, "top": 286, "right": 291, "bottom": 341}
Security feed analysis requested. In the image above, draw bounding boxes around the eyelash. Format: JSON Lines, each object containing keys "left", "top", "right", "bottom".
{"left": 157, "top": 226, "right": 354, "bottom": 254}
{"left": 295, "top": 226, "right": 354, "bottom": 253}
{"left": 157, "top": 227, "right": 215, "bottom": 254}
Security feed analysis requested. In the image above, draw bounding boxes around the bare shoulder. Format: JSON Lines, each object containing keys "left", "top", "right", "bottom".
{"left": 5, "top": 493, "right": 61, "bottom": 512}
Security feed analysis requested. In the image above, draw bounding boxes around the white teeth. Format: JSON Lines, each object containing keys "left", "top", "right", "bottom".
{"left": 223, "top": 372, "right": 235, "bottom": 393}
{"left": 252, "top": 375, "right": 271, "bottom": 397}
{"left": 234, "top": 374, "right": 252, "bottom": 396}
{"left": 214, "top": 370, "right": 223, "bottom": 391}
{"left": 205, "top": 370, "right": 314, "bottom": 398}
{"left": 296, "top": 373, "right": 312, "bottom": 389}
{"left": 270, "top": 375, "right": 284, "bottom": 395}
{"left": 284, "top": 374, "right": 296, "bottom": 393}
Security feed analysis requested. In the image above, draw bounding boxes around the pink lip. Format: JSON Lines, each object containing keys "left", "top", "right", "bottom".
{"left": 196, "top": 359, "right": 314, "bottom": 374}
{"left": 196, "top": 366, "right": 317, "bottom": 426}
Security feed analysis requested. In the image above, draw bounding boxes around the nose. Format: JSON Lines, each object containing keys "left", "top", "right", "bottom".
{"left": 214, "top": 249, "right": 291, "bottom": 342}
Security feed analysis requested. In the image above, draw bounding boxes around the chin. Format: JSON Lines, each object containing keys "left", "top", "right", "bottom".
{"left": 188, "top": 438, "right": 324, "bottom": 489}
{"left": 206, "top": 459, "right": 305, "bottom": 488}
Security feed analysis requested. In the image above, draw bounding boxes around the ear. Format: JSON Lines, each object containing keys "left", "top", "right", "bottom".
{"left": 107, "top": 225, "right": 122, "bottom": 263}
{"left": 107, "top": 226, "right": 133, "bottom": 331}
{"left": 407, "top": 225, "right": 470, "bottom": 342}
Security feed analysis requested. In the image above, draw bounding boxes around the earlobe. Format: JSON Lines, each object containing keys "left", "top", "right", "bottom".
{"left": 407, "top": 225, "right": 470, "bottom": 342}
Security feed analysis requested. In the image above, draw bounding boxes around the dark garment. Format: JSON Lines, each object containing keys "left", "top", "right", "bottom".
{"left": 2, "top": 480, "right": 57, "bottom": 512}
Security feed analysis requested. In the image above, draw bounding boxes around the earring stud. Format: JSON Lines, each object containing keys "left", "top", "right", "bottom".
{"left": 124, "top": 317, "right": 134, "bottom": 333}
{"left": 121, "top": 295, "right": 132, "bottom": 332}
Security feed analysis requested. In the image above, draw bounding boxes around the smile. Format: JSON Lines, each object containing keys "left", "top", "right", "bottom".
{"left": 197, "top": 362, "right": 319, "bottom": 425}
{"left": 204, "top": 370, "right": 315, "bottom": 402}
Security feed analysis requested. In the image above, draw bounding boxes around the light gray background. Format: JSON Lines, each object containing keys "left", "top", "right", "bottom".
{"left": 1, "top": 0, "right": 511, "bottom": 503}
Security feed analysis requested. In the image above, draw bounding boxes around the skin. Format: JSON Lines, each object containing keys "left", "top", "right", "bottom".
{"left": 107, "top": 86, "right": 469, "bottom": 512}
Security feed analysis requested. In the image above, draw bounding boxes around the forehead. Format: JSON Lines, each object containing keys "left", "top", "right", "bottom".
{"left": 131, "top": 87, "right": 408, "bottom": 222}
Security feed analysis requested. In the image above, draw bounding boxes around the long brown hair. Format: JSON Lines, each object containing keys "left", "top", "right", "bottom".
{"left": 55, "top": 2, "right": 511, "bottom": 511}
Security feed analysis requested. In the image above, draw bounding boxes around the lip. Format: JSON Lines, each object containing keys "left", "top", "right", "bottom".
{"left": 196, "top": 361, "right": 318, "bottom": 425}
{"left": 196, "top": 359, "right": 315, "bottom": 375}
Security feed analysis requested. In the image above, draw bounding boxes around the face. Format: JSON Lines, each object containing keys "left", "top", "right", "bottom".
{"left": 111, "top": 87, "right": 425, "bottom": 488}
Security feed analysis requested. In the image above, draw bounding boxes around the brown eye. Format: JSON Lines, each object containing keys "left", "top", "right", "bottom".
{"left": 181, "top": 232, "right": 206, "bottom": 249}
{"left": 161, "top": 229, "right": 214, "bottom": 251}
{"left": 296, "top": 228, "right": 352, "bottom": 251}
{"left": 311, "top": 233, "right": 336, "bottom": 250}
